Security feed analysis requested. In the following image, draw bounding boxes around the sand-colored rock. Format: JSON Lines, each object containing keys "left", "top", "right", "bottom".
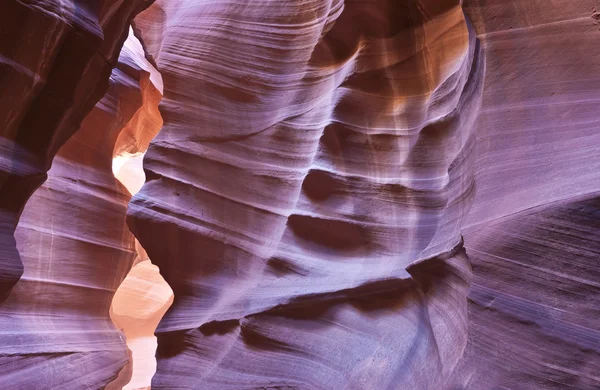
{"left": 111, "top": 259, "right": 173, "bottom": 390}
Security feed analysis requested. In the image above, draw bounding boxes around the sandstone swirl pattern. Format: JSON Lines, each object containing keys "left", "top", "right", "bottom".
{"left": 128, "top": 1, "right": 485, "bottom": 388}
{"left": 0, "top": 30, "right": 164, "bottom": 389}
{"left": 0, "top": 0, "right": 151, "bottom": 303}
{"left": 1, "top": 0, "right": 597, "bottom": 388}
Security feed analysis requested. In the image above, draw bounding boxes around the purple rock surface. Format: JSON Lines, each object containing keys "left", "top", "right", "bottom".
{"left": 0, "top": 0, "right": 598, "bottom": 389}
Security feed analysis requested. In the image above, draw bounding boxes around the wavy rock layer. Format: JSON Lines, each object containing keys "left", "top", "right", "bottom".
{"left": 129, "top": 0, "right": 484, "bottom": 388}
{"left": 1, "top": 0, "right": 598, "bottom": 388}
{"left": 0, "top": 32, "right": 161, "bottom": 389}
{"left": 456, "top": 1, "right": 600, "bottom": 388}
{"left": 0, "top": 0, "right": 151, "bottom": 303}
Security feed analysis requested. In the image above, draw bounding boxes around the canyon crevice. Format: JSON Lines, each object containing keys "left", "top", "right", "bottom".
{"left": 0, "top": 16, "right": 171, "bottom": 389}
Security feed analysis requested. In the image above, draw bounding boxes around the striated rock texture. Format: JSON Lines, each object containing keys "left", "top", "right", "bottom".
{"left": 129, "top": 0, "right": 485, "bottom": 388}
{"left": 1, "top": 0, "right": 599, "bottom": 389}
{"left": 463, "top": 0, "right": 600, "bottom": 226}
{"left": 0, "top": 0, "right": 153, "bottom": 303}
{"left": 458, "top": 196, "right": 600, "bottom": 389}
{"left": 455, "top": 1, "right": 600, "bottom": 388}
{"left": 0, "top": 31, "right": 163, "bottom": 389}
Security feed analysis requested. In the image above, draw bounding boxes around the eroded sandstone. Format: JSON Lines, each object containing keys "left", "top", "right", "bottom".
{"left": 128, "top": 0, "right": 485, "bottom": 387}
{"left": 1, "top": 0, "right": 599, "bottom": 389}
{"left": 0, "top": 28, "right": 166, "bottom": 389}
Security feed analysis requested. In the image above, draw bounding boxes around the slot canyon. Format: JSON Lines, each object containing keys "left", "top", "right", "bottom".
{"left": 0, "top": 1, "right": 599, "bottom": 389}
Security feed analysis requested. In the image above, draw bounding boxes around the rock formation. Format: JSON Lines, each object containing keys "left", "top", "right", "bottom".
{"left": 0, "top": 0, "right": 599, "bottom": 389}
{"left": 128, "top": 0, "right": 484, "bottom": 388}
{"left": 0, "top": 25, "right": 168, "bottom": 388}
{"left": 0, "top": 0, "right": 153, "bottom": 303}
{"left": 457, "top": 1, "right": 600, "bottom": 388}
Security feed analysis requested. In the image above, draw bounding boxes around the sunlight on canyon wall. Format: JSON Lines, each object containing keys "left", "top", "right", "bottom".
{"left": 109, "top": 29, "right": 173, "bottom": 390}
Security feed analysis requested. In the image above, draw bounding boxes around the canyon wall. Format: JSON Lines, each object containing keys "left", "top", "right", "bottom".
{"left": 0, "top": 0, "right": 599, "bottom": 389}
{"left": 458, "top": 1, "right": 600, "bottom": 388}
{"left": 0, "top": 0, "right": 152, "bottom": 303}
{"left": 0, "top": 25, "right": 165, "bottom": 389}
{"left": 128, "top": 0, "right": 485, "bottom": 388}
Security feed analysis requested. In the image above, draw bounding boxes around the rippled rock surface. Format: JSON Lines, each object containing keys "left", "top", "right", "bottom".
{"left": 0, "top": 0, "right": 152, "bottom": 303}
{"left": 0, "top": 27, "right": 161, "bottom": 389}
{"left": 128, "top": 0, "right": 484, "bottom": 388}
{"left": 1, "top": 0, "right": 599, "bottom": 389}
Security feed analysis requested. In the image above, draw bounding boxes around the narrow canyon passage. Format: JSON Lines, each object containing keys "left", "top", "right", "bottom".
{"left": 109, "top": 33, "right": 174, "bottom": 388}
{"left": 0, "top": 29, "right": 172, "bottom": 389}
